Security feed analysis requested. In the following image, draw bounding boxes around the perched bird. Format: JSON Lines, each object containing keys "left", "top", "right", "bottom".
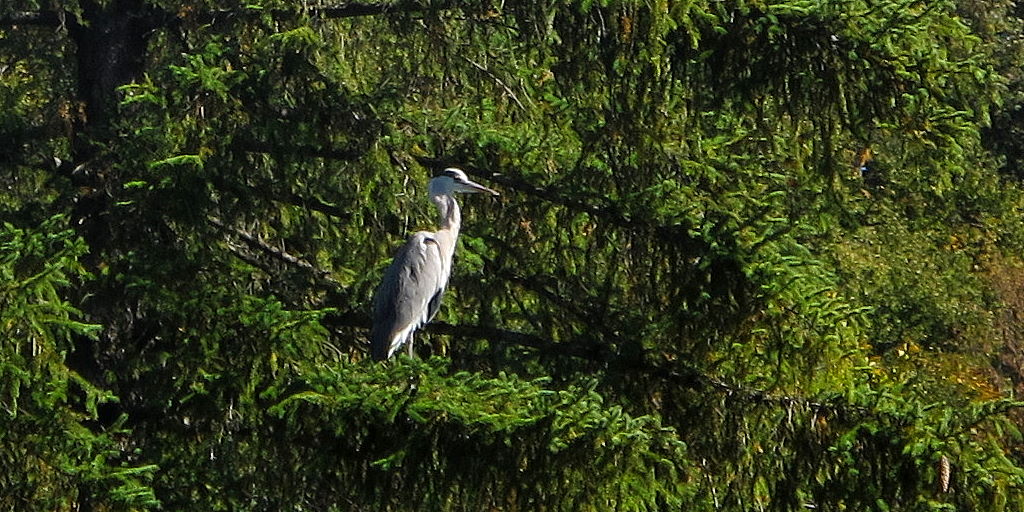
{"left": 370, "top": 168, "right": 498, "bottom": 361}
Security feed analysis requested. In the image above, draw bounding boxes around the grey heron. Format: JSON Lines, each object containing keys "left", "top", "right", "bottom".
{"left": 370, "top": 168, "right": 499, "bottom": 361}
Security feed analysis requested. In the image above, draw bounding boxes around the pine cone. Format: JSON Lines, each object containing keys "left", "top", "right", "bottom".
{"left": 938, "top": 455, "right": 951, "bottom": 493}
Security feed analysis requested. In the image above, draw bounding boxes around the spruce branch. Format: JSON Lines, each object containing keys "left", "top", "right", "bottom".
{"left": 2, "top": 2, "right": 457, "bottom": 28}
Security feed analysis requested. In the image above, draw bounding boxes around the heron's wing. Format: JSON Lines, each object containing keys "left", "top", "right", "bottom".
{"left": 425, "top": 284, "right": 445, "bottom": 324}
{"left": 370, "top": 232, "right": 445, "bottom": 360}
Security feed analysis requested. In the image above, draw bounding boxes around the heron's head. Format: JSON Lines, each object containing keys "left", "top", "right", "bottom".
{"left": 429, "top": 168, "right": 499, "bottom": 197}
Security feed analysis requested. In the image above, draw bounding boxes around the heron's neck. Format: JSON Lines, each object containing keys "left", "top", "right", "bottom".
{"left": 431, "top": 194, "right": 460, "bottom": 267}
{"left": 432, "top": 193, "right": 461, "bottom": 234}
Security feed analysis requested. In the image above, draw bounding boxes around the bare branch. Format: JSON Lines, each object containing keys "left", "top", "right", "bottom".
{"left": 195, "top": 1, "right": 448, "bottom": 22}
{"left": 208, "top": 216, "right": 338, "bottom": 285}
{"left": 322, "top": 308, "right": 842, "bottom": 412}
{"left": 0, "top": 11, "right": 61, "bottom": 27}
{"left": 460, "top": 56, "right": 527, "bottom": 111}
{"left": 322, "top": 310, "right": 609, "bottom": 360}
{"left": 275, "top": 192, "right": 352, "bottom": 221}
{"left": 232, "top": 139, "right": 365, "bottom": 162}
{"left": 190, "top": 0, "right": 458, "bottom": 26}
{"left": 4, "top": 1, "right": 456, "bottom": 30}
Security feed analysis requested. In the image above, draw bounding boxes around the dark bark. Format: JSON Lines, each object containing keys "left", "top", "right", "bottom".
{"left": 67, "top": 0, "right": 162, "bottom": 144}
{"left": 62, "top": 0, "right": 163, "bottom": 265}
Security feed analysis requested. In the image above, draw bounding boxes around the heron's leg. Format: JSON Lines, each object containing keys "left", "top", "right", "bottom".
{"left": 406, "top": 333, "right": 415, "bottom": 358}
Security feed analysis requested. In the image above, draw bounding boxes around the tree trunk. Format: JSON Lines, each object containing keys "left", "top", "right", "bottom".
{"left": 66, "top": 0, "right": 160, "bottom": 259}
{"left": 61, "top": 1, "right": 162, "bottom": 464}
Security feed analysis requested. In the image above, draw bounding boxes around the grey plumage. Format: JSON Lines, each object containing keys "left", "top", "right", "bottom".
{"left": 370, "top": 168, "right": 498, "bottom": 361}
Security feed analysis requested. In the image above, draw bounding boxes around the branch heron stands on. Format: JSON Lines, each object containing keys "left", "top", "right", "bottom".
{"left": 370, "top": 168, "right": 499, "bottom": 361}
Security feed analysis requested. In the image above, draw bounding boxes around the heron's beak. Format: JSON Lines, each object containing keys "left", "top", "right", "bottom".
{"left": 458, "top": 179, "right": 499, "bottom": 196}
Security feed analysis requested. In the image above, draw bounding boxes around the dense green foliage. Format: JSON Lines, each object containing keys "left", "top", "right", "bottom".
{"left": 4, "top": 0, "right": 1024, "bottom": 509}
{"left": 0, "top": 217, "right": 158, "bottom": 508}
